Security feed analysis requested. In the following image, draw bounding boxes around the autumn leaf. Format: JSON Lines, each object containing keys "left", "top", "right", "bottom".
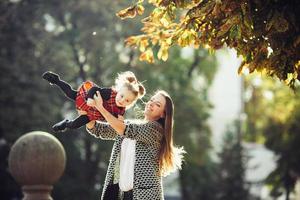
{"left": 118, "top": 0, "right": 300, "bottom": 87}
{"left": 157, "top": 43, "right": 169, "bottom": 61}
{"left": 139, "top": 38, "right": 149, "bottom": 52}
{"left": 136, "top": 4, "right": 145, "bottom": 15}
{"left": 116, "top": 6, "right": 137, "bottom": 19}
{"left": 125, "top": 36, "right": 138, "bottom": 47}
{"left": 151, "top": 8, "right": 165, "bottom": 24}
{"left": 238, "top": 61, "right": 246, "bottom": 75}
{"left": 139, "top": 48, "right": 154, "bottom": 63}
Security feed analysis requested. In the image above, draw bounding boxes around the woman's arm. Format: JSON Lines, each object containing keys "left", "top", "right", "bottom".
{"left": 78, "top": 110, "right": 118, "bottom": 140}
{"left": 124, "top": 121, "right": 163, "bottom": 146}
{"left": 86, "top": 120, "right": 95, "bottom": 129}
{"left": 93, "top": 91, "right": 126, "bottom": 134}
{"left": 87, "top": 121, "right": 119, "bottom": 140}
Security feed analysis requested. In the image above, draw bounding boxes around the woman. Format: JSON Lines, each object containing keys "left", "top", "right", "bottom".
{"left": 85, "top": 90, "right": 185, "bottom": 200}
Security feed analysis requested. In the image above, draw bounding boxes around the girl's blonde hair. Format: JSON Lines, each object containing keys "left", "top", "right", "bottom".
{"left": 156, "top": 90, "right": 185, "bottom": 177}
{"left": 115, "top": 71, "right": 146, "bottom": 105}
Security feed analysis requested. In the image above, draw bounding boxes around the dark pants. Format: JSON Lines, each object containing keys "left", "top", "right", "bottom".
{"left": 103, "top": 184, "right": 133, "bottom": 200}
{"left": 54, "top": 79, "right": 77, "bottom": 100}
{"left": 123, "top": 190, "right": 133, "bottom": 200}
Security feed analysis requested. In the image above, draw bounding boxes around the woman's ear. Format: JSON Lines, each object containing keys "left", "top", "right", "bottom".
{"left": 160, "top": 111, "right": 165, "bottom": 118}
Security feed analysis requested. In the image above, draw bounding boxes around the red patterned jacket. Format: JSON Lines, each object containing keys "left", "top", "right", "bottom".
{"left": 75, "top": 81, "right": 125, "bottom": 121}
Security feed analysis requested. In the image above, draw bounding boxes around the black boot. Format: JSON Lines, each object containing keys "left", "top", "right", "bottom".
{"left": 42, "top": 71, "right": 60, "bottom": 85}
{"left": 52, "top": 119, "right": 69, "bottom": 132}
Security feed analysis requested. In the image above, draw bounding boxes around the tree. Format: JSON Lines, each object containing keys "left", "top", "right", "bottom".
{"left": 180, "top": 157, "right": 219, "bottom": 200}
{"left": 264, "top": 104, "right": 300, "bottom": 200}
{"left": 0, "top": 1, "right": 68, "bottom": 199}
{"left": 1, "top": 0, "right": 220, "bottom": 199}
{"left": 216, "top": 122, "right": 250, "bottom": 200}
{"left": 0, "top": 0, "right": 141, "bottom": 199}
{"left": 116, "top": 0, "right": 300, "bottom": 88}
{"left": 243, "top": 75, "right": 300, "bottom": 199}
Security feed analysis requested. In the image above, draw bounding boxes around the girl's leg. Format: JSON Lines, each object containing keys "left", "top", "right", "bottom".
{"left": 66, "top": 115, "right": 90, "bottom": 129}
{"left": 42, "top": 71, "right": 77, "bottom": 100}
{"left": 52, "top": 115, "right": 90, "bottom": 132}
{"left": 55, "top": 80, "right": 77, "bottom": 100}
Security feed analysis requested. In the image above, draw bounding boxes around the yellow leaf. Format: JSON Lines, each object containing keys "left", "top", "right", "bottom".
{"left": 149, "top": 0, "right": 160, "bottom": 5}
{"left": 152, "top": 37, "right": 159, "bottom": 45}
{"left": 161, "top": 49, "right": 169, "bottom": 61}
{"left": 238, "top": 61, "right": 246, "bottom": 75}
{"left": 125, "top": 36, "right": 138, "bottom": 47}
{"left": 116, "top": 6, "right": 137, "bottom": 19}
{"left": 157, "top": 47, "right": 163, "bottom": 59}
{"left": 151, "top": 8, "right": 164, "bottom": 24}
{"left": 166, "top": 37, "right": 172, "bottom": 45}
{"left": 139, "top": 38, "right": 149, "bottom": 52}
{"left": 160, "top": 17, "right": 169, "bottom": 27}
{"left": 157, "top": 46, "right": 169, "bottom": 61}
{"left": 139, "top": 48, "right": 154, "bottom": 63}
{"left": 137, "top": 5, "right": 145, "bottom": 16}
{"left": 182, "top": 30, "right": 189, "bottom": 39}
{"left": 193, "top": 39, "right": 200, "bottom": 48}
{"left": 177, "top": 37, "right": 183, "bottom": 46}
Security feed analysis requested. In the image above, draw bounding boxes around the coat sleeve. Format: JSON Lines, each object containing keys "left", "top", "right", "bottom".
{"left": 86, "top": 121, "right": 118, "bottom": 140}
{"left": 123, "top": 121, "right": 163, "bottom": 146}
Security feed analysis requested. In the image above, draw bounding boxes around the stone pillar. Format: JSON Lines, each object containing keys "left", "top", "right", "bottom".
{"left": 8, "top": 131, "right": 66, "bottom": 200}
{"left": 295, "top": 179, "right": 300, "bottom": 200}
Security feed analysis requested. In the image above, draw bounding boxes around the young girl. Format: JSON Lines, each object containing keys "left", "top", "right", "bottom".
{"left": 42, "top": 71, "right": 145, "bottom": 132}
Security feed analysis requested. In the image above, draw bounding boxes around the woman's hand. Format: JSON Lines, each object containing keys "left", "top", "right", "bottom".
{"left": 118, "top": 115, "right": 125, "bottom": 122}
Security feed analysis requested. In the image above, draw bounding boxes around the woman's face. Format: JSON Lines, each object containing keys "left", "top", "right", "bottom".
{"left": 144, "top": 93, "right": 166, "bottom": 121}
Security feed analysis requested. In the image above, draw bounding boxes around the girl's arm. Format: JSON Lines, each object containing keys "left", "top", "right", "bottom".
{"left": 93, "top": 91, "right": 126, "bottom": 135}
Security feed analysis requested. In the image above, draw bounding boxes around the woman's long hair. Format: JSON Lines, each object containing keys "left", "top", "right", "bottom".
{"left": 156, "top": 90, "right": 185, "bottom": 176}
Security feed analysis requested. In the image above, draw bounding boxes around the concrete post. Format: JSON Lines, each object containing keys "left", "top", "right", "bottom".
{"left": 8, "top": 131, "right": 66, "bottom": 200}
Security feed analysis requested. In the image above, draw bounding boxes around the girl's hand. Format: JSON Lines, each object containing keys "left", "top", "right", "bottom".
{"left": 94, "top": 91, "right": 104, "bottom": 110}
{"left": 87, "top": 98, "right": 96, "bottom": 107}
{"left": 77, "top": 110, "right": 87, "bottom": 115}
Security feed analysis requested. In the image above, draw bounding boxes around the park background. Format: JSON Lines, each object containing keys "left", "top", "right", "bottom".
{"left": 1, "top": 0, "right": 300, "bottom": 200}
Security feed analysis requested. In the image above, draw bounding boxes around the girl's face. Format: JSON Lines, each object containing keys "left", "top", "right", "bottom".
{"left": 144, "top": 93, "right": 166, "bottom": 121}
{"left": 115, "top": 86, "right": 136, "bottom": 107}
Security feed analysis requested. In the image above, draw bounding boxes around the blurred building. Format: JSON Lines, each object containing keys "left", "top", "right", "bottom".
{"left": 208, "top": 48, "right": 277, "bottom": 199}
{"left": 208, "top": 48, "right": 243, "bottom": 152}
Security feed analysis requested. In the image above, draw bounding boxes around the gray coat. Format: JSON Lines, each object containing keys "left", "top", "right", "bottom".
{"left": 87, "top": 120, "right": 164, "bottom": 200}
